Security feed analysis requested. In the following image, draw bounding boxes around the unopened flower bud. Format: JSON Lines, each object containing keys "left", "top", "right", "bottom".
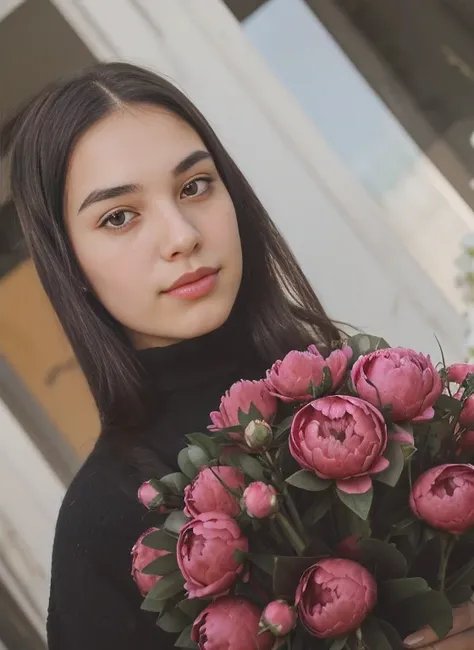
{"left": 242, "top": 482, "right": 278, "bottom": 519}
{"left": 260, "top": 600, "right": 297, "bottom": 636}
{"left": 138, "top": 480, "right": 166, "bottom": 510}
{"left": 244, "top": 420, "right": 273, "bottom": 450}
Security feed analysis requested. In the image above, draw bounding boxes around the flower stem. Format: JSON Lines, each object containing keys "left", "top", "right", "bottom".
{"left": 276, "top": 512, "right": 306, "bottom": 556}
{"left": 438, "top": 535, "right": 456, "bottom": 593}
{"left": 264, "top": 451, "right": 308, "bottom": 544}
{"left": 283, "top": 486, "right": 308, "bottom": 541}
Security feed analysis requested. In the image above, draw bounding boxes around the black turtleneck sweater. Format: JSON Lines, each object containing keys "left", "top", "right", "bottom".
{"left": 47, "top": 325, "right": 267, "bottom": 650}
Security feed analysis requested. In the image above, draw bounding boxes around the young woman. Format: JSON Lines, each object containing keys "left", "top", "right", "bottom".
{"left": 1, "top": 62, "right": 472, "bottom": 650}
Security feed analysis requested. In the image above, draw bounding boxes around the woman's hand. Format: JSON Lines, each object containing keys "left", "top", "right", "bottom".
{"left": 403, "top": 600, "right": 474, "bottom": 648}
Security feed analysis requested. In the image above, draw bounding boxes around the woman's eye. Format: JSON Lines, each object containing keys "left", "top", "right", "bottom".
{"left": 181, "top": 177, "right": 211, "bottom": 199}
{"left": 101, "top": 210, "right": 135, "bottom": 230}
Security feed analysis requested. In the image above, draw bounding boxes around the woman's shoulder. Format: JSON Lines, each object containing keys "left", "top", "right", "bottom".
{"left": 54, "top": 441, "right": 145, "bottom": 560}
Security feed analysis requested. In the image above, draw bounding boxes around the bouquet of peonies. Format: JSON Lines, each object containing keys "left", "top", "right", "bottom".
{"left": 131, "top": 334, "right": 474, "bottom": 649}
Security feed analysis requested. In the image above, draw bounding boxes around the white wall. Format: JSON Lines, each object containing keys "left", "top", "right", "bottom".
{"left": 0, "top": 400, "right": 64, "bottom": 638}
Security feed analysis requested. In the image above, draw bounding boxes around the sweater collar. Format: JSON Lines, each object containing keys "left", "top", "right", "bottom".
{"left": 136, "top": 317, "right": 264, "bottom": 394}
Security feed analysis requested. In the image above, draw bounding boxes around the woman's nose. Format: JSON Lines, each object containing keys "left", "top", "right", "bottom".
{"left": 156, "top": 203, "right": 202, "bottom": 261}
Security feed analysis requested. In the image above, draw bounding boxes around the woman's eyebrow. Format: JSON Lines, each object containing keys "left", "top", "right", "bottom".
{"left": 172, "top": 150, "right": 212, "bottom": 176}
{"left": 78, "top": 183, "right": 142, "bottom": 214}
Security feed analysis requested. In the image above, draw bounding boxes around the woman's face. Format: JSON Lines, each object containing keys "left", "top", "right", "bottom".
{"left": 64, "top": 104, "right": 242, "bottom": 348}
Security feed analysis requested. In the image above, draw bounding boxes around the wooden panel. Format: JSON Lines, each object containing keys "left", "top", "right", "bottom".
{"left": 0, "top": 260, "right": 99, "bottom": 457}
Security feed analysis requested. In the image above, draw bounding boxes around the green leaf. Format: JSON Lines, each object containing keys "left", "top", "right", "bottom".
{"left": 142, "top": 553, "right": 178, "bottom": 576}
{"left": 273, "top": 556, "right": 324, "bottom": 600}
{"left": 361, "top": 617, "right": 392, "bottom": 650}
{"left": 187, "top": 445, "right": 211, "bottom": 471}
{"left": 446, "top": 557, "right": 474, "bottom": 592}
{"left": 302, "top": 491, "right": 332, "bottom": 527}
{"left": 436, "top": 394, "right": 463, "bottom": 416}
{"left": 302, "top": 535, "right": 332, "bottom": 557}
{"left": 178, "top": 448, "right": 199, "bottom": 480}
{"left": 378, "top": 620, "right": 404, "bottom": 650}
{"left": 447, "top": 584, "right": 473, "bottom": 607}
{"left": 164, "top": 510, "right": 189, "bottom": 535}
{"left": 394, "top": 590, "right": 453, "bottom": 640}
{"left": 142, "top": 529, "right": 178, "bottom": 552}
{"left": 275, "top": 416, "right": 294, "bottom": 439}
{"left": 141, "top": 595, "right": 167, "bottom": 613}
{"left": 389, "top": 516, "right": 418, "bottom": 537}
{"left": 379, "top": 577, "right": 430, "bottom": 605}
{"left": 346, "top": 333, "right": 390, "bottom": 367}
{"left": 375, "top": 441, "right": 405, "bottom": 487}
{"left": 233, "top": 548, "right": 247, "bottom": 564}
{"left": 160, "top": 472, "right": 189, "bottom": 495}
{"left": 238, "top": 403, "right": 263, "bottom": 427}
{"left": 178, "top": 598, "right": 209, "bottom": 619}
{"left": 147, "top": 571, "right": 185, "bottom": 601}
{"left": 328, "top": 636, "right": 347, "bottom": 650}
{"left": 157, "top": 608, "right": 190, "bottom": 634}
{"left": 186, "top": 432, "right": 219, "bottom": 458}
{"left": 247, "top": 553, "right": 275, "bottom": 575}
{"left": 218, "top": 425, "right": 244, "bottom": 435}
{"left": 175, "top": 624, "right": 197, "bottom": 648}
{"left": 358, "top": 538, "right": 407, "bottom": 580}
{"left": 309, "top": 366, "right": 333, "bottom": 398}
{"left": 286, "top": 470, "right": 331, "bottom": 491}
{"left": 227, "top": 451, "right": 266, "bottom": 481}
{"left": 336, "top": 486, "right": 373, "bottom": 520}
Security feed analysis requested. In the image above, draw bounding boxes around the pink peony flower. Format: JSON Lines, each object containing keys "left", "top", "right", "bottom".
{"left": 351, "top": 348, "right": 442, "bottom": 423}
{"left": 261, "top": 600, "right": 297, "bottom": 636}
{"left": 289, "top": 395, "right": 389, "bottom": 494}
{"left": 266, "top": 345, "right": 352, "bottom": 402}
{"left": 131, "top": 527, "right": 169, "bottom": 596}
{"left": 447, "top": 363, "right": 474, "bottom": 385}
{"left": 410, "top": 463, "right": 474, "bottom": 535}
{"left": 209, "top": 380, "right": 277, "bottom": 432}
{"left": 242, "top": 482, "right": 278, "bottom": 519}
{"left": 295, "top": 558, "right": 377, "bottom": 638}
{"left": 177, "top": 512, "right": 248, "bottom": 599}
{"left": 192, "top": 596, "right": 274, "bottom": 650}
{"left": 184, "top": 466, "right": 244, "bottom": 519}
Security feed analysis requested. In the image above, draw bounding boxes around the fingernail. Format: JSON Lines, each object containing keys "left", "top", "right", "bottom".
{"left": 403, "top": 633, "right": 424, "bottom": 647}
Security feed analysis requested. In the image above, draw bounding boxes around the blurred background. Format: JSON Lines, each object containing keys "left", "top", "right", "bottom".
{"left": 0, "top": 0, "right": 473, "bottom": 646}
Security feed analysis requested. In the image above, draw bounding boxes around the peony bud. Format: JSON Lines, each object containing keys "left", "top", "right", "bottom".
{"left": 138, "top": 480, "right": 166, "bottom": 510}
{"left": 244, "top": 420, "right": 273, "bottom": 450}
{"left": 131, "top": 528, "right": 170, "bottom": 596}
{"left": 192, "top": 596, "right": 274, "bottom": 650}
{"left": 242, "top": 482, "right": 278, "bottom": 519}
{"left": 261, "top": 600, "right": 297, "bottom": 636}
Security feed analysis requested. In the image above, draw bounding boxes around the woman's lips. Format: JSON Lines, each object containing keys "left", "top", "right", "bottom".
{"left": 163, "top": 269, "right": 219, "bottom": 300}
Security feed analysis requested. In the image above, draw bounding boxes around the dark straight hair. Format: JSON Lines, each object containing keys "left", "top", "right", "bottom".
{"left": 0, "top": 62, "right": 340, "bottom": 432}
